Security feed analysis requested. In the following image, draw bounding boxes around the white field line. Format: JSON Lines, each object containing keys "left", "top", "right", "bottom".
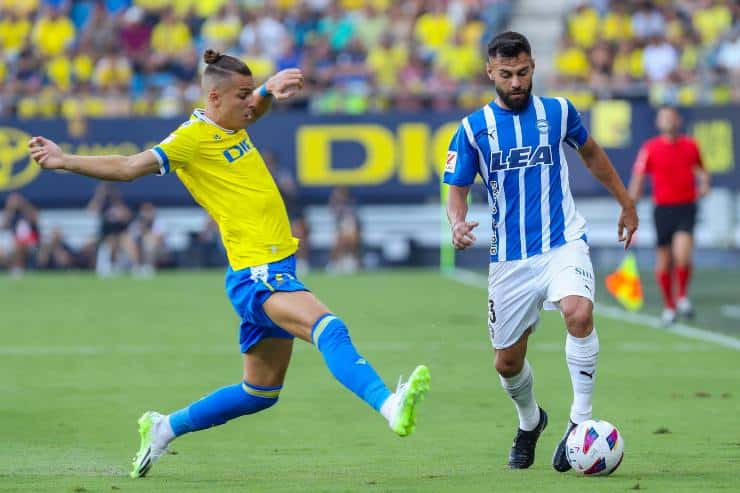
{"left": 446, "top": 269, "right": 740, "bottom": 351}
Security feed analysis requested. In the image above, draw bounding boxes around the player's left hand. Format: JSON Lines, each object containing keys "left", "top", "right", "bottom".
{"left": 618, "top": 204, "right": 638, "bottom": 249}
{"left": 266, "top": 69, "right": 304, "bottom": 101}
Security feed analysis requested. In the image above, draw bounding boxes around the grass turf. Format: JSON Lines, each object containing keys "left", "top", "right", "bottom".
{"left": 1, "top": 270, "right": 738, "bottom": 492}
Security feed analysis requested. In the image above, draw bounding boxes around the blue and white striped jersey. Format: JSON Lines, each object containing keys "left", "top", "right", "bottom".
{"left": 443, "top": 95, "right": 589, "bottom": 263}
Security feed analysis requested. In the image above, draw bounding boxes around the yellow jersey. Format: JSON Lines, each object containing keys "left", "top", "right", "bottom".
{"left": 150, "top": 109, "right": 299, "bottom": 270}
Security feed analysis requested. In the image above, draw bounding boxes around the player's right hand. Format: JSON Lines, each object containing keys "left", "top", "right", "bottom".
{"left": 28, "top": 136, "right": 65, "bottom": 170}
{"left": 451, "top": 221, "right": 479, "bottom": 250}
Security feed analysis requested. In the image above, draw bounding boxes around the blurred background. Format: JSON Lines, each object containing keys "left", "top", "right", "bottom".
{"left": 0, "top": 0, "right": 738, "bottom": 322}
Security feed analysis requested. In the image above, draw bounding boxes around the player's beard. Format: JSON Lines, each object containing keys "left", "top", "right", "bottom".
{"left": 496, "top": 83, "right": 532, "bottom": 112}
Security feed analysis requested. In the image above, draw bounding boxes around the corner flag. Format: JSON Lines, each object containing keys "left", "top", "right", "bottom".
{"left": 605, "top": 253, "right": 643, "bottom": 311}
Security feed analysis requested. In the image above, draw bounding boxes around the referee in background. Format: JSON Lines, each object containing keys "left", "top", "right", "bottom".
{"left": 629, "top": 106, "right": 710, "bottom": 325}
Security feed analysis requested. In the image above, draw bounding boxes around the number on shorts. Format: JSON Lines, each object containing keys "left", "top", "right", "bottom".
{"left": 488, "top": 298, "right": 496, "bottom": 324}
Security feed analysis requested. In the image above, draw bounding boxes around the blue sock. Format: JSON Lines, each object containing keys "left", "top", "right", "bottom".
{"left": 169, "top": 381, "right": 281, "bottom": 436}
{"left": 311, "top": 314, "right": 391, "bottom": 411}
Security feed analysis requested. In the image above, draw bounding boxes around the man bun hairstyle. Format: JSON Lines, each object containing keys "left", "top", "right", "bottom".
{"left": 203, "top": 48, "right": 252, "bottom": 78}
{"left": 487, "top": 31, "right": 532, "bottom": 59}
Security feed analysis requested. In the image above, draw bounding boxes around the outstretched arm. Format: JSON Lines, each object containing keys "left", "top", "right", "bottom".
{"left": 29, "top": 136, "right": 160, "bottom": 182}
{"left": 627, "top": 170, "right": 646, "bottom": 202}
{"left": 578, "top": 136, "right": 638, "bottom": 248}
{"left": 247, "top": 68, "right": 305, "bottom": 125}
{"left": 446, "top": 185, "right": 479, "bottom": 250}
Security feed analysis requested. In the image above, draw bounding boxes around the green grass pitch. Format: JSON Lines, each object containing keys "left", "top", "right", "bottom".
{"left": 1, "top": 271, "right": 738, "bottom": 492}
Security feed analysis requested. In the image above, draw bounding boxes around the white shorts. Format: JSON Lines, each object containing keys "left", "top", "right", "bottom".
{"left": 487, "top": 239, "right": 595, "bottom": 349}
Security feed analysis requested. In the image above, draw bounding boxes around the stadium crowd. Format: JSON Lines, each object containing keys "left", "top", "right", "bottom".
{"left": 554, "top": 0, "right": 740, "bottom": 107}
{"left": 0, "top": 0, "right": 513, "bottom": 118}
{"left": 2, "top": 1, "right": 738, "bottom": 117}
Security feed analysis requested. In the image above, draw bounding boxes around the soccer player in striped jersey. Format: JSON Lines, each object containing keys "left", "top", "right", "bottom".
{"left": 443, "top": 32, "right": 638, "bottom": 471}
{"left": 28, "top": 49, "right": 430, "bottom": 478}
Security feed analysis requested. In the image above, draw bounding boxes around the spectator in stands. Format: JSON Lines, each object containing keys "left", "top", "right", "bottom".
{"left": 184, "top": 216, "right": 225, "bottom": 268}
{"left": 119, "top": 6, "right": 152, "bottom": 70}
{"left": 283, "top": 2, "right": 319, "bottom": 50}
{"left": 327, "top": 186, "right": 361, "bottom": 274}
{"left": 317, "top": 1, "right": 356, "bottom": 52}
{"left": 600, "top": 1, "right": 633, "bottom": 42}
{"left": 93, "top": 46, "right": 134, "bottom": 92}
{"left": 87, "top": 183, "right": 142, "bottom": 277}
{"left": 692, "top": 0, "right": 732, "bottom": 47}
{"left": 588, "top": 40, "right": 614, "bottom": 88}
{"left": 0, "top": 8, "right": 32, "bottom": 60}
{"left": 130, "top": 202, "right": 167, "bottom": 276}
{"left": 551, "top": 0, "right": 738, "bottom": 104}
{"left": 631, "top": 1, "right": 665, "bottom": 40}
{"left": 435, "top": 31, "right": 482, "bottom": 84}
{"left": 32, "top": 5, "right": 76, "bottom": 57}
{"left": 200, "top": 3, "right": 241, "bottom": 53}
{"left": 366, "top": 32, "right": 407, "bottom": 95}
{"left": 332, "top": 36, "right": 371, "bottom": 98}
{"left": 414, "top": 0, "right": 455, "bottom": 57}
{"left": 642, "top": 35, "right": 679, "bottom": 82}
{"left": 716, "top": 28, "right": 740, "bottom": 75}
{"left": 566, "top": 1, "right": 600, "bottom": 49}
{"left": 394, "top": 51, "right": 427, "bottom": 111}
{"left": 628, "top": 106, "right": 711, "bottom": 326}
{"left": 2, "top": 0, "right": 739, "bottom": 117}
{"left": 1, "top": 192, "right": 40, "bottom": 278}
{"left": 36, "top": 226, "right": 77, "bottom": 271}
{"left": 149, "top": 7, "right": 192, "bottom": 70}
{"left": 354, "top": 2, "right": 387, "bottom": 50}
{"left": 553, "top": 34, "right": 590, "bottom": 84}
{"left": 80, "top": 1, "right": 118, "bottom": 51}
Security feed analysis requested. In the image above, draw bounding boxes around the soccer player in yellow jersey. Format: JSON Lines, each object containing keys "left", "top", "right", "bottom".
{"left": 28, "top": 49, "right": 430, "bottom": 478}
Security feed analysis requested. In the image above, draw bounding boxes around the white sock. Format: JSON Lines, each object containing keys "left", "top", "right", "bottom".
{"left": 156, "top": 415, "right": 176, "bottom": 446}
{"left": 499, "top": 360, "right": 540, "bottom": 431}
{"left": 566, "top": 328, "right": 599, "bottom": 424}
{"left": 380, "top": 393, "right": 397, "bottom": 423}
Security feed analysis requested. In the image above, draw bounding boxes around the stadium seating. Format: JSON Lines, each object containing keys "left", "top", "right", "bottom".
{"left": 0, "top": 0, "right": 514, "bottom": 118}
{"left": 552, "top": 0, "right": 739, "bottom": 108}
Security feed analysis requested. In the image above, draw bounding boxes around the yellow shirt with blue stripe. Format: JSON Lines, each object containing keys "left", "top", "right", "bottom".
{"left": 150, "top": 109, "right": 299, "bottom": 270}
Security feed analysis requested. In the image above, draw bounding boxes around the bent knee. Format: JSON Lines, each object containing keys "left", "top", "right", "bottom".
{"left": 494, "top": 355, "right": 524, "bottom": 378}
{"left": 563, "top": 306, "right": 593, "bottom": 336}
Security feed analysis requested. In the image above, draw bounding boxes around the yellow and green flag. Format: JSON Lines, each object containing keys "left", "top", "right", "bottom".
{"left": 605, "top": 253, "right": 643, "bottom": 311}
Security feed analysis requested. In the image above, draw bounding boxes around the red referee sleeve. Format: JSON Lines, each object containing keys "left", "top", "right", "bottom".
{"left": 633, "top": 145, "right": 650, "bottom": 175}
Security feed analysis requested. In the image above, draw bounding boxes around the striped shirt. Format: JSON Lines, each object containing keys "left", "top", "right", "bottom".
{"left": 443, "top": 95, "right": 589, "bottom": 262}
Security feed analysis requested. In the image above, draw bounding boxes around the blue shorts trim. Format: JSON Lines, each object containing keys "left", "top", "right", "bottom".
{"left": 225, "top": 255, "right": 309, "bottom": 353}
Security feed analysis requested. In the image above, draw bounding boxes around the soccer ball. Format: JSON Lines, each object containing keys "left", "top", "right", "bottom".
{"left": 565, "top": 419, "right": 624, "bottom": 475}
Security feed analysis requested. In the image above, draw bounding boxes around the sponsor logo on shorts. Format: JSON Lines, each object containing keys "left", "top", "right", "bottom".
{"left": 574, "top": 266, "right": 594, "bottom": 281}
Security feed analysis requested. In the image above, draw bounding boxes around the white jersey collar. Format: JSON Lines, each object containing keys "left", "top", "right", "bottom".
{"left": 192, "top": 109, "right": 235, "bottom": 134}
